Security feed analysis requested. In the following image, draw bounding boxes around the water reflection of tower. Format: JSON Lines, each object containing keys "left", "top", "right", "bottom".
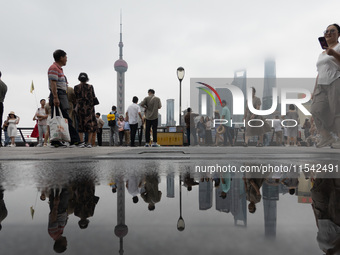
{"left": 199, "top": 180, "right": 213, "bottom": 210}
{"left": 262, "top": 181, "right": 279, "bottom": 238}
{"left": 215, "top": 174, "right": 247, "bottom": 227}
{"left": 114, "top": 15, "right": 128, "bottom": 115}
{"left": 167, "top": 173, "right": 175, "bottom": 198}
{"left": 230, "top": 174, "right": 247, "bottom": 227}
{"left": 215, "top": 70, "right": 247, "bottom": 122}
{"left": 114, "top": 177, "right": 128, "bottom": 255}
{"left": 262, "top": 59, "right": 279, "bottom": 116}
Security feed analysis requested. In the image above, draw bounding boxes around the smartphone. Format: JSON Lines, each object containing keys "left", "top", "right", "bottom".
{"left": 318, "top": 37, "right": 328, "bottom": 49}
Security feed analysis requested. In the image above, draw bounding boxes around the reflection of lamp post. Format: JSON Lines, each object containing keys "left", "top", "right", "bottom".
{"left": 177, "top": 67, "right": 185, "bottom": 126}
{"left": 177, "top": 174, "right": 185, "bottom": 231}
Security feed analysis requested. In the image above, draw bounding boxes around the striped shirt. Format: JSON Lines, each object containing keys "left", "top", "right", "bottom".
{"left": 48, "top": 62, "right": 67, "bottom": 91}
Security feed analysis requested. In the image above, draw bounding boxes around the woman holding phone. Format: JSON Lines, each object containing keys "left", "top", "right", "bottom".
{"left": 311, "top": 23, "right": 340, "bottom": 148}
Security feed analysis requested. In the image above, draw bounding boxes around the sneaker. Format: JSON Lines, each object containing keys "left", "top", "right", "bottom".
{"left": 60, "top": 142, "right": 69, "bottom": 148}
{"left": 86, "top": 144, "right": 92, "bottom": 148}
{"left": 76, "top": 142, "right": 86, "bottom": 148}
{"left": 151, "top": 143, "right": 161, "bottom": 147}
{"left": 316, "top": 135, "right": 335, "bottom": 148}
{"left": 331, "top": 140, "right": 340, "bottom": 149}
{"left": 144, "top": 144, "right": 150, "bottom": 147}
{"left": 36, "top": 143, "right": 43, "bottom": 147}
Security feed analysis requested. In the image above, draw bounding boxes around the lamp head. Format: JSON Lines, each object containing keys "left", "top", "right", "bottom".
{"left": 177, "top": 67, "right": 185, "bottom": 81}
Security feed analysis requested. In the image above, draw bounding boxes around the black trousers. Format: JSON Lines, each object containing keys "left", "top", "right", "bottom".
{"left": 119, "top": 130, "right": 124, "bottom": 145}
{"left": 223, "top": 126, "right": 233, "bottom": 146}
{"left": 0, "top": 102, "right": 3, "bottom": 145}
{"left": 130, "top": 123, "right": 138, "bottom": 146}
{"left": 97, "top": 128, "right": 103, "bottom": 146}
{"left": 145, "top": 118, "right": 158, "bottom": 143}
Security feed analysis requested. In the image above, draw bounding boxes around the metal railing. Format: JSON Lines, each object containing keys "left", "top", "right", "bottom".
{"left": 1, "top": 126, "right": 172, "bottom": 146}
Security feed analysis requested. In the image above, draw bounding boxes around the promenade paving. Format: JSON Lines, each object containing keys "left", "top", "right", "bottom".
{"left": 0, "top": 145, "right": 339, "bottom": 162}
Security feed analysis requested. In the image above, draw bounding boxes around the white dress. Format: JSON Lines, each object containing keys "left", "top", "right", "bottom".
{"left": 7, "top": 119, "right": 18, "bottom": 137}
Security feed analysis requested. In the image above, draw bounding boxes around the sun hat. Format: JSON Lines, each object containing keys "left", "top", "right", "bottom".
{"left": 8, "top": 111, "right": 16, "bottom": 118}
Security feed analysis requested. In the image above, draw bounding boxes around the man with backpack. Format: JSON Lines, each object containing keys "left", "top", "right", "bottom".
{"left": 108, "top": 106, "right": 118, "bottom": 146}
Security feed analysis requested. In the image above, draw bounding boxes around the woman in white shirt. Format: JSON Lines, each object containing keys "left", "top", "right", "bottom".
{"left": 311, "top": 23, "right": 340, "bottom": 148}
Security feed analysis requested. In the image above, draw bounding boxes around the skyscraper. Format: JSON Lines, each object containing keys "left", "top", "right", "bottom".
{"left": 262, "top": 59, "right": 277, "bottom": 112}
{"left": 114, "top": 15, "right": 128, "bottom": 115}
{"left": 166, "top": 99, "right": 176, "bottom": 126}
{"left": 198, "top": 87, "right": 213, "bottom": 117}
{"left": 215, "top": 70, "right": 247, "bottom": 122}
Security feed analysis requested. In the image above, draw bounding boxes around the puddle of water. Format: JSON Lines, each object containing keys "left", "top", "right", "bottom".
{"left": 0, "top": 160, "right": 325, "bottom": 254}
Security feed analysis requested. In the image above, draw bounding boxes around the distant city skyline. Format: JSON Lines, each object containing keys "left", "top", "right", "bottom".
{"left": 1, "top": 1, "right": 332, "bottom": 127}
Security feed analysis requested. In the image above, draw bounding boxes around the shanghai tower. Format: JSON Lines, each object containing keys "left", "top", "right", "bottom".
{"left": 262, "top": 58, "right": 276, "bottom": 112}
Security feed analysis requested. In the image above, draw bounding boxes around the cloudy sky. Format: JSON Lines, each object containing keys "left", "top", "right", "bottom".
{"left": 1, "top": 0, "right": 339, "bottom": 126}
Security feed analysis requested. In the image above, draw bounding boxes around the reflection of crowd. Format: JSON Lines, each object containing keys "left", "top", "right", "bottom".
{"left": 41, "top": 176, "right": 100, "bottom": 253}
{"left": 2, "top": 165, "right": 339, "bottom": 255}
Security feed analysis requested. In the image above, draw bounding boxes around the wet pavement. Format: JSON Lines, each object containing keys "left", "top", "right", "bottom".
{"left": 0, "top": 146, "right": 339, "bottom": 254}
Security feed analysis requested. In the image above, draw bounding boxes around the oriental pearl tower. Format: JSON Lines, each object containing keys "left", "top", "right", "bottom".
{"left": 114, "top": 16, "right": 128, "bottom": 115}
{"left": 114, "top": 176, "right": 128, "bottom": 255}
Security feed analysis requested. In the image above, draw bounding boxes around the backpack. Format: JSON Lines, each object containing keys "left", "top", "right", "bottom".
{"left": 107, "top": 112, "right": 116, "bottom": 127}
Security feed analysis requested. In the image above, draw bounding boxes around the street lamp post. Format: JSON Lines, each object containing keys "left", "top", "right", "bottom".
{"left": 177, "top": 67, "right": 185, "bottom": 126}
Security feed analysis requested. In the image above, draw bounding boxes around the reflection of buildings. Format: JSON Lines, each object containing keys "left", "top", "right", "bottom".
{"left": 114, "top": 18, "right": 128, "bottom": 115}
{"left": 215, "top": 185, "right": 231, "bottom": 213}
{"left": 215, "top": 174, "right": 247, "bottom": 227}
{"left": 198, "top": 87, "right": 213, "bottom": 117}
{"left": 230, "top": 176, "right": 247, "bottom": 227}
{"left": 262, "top": 181, "right": 279, "bottom": 238}
{"left": 199, "top": 180, "right": 213, "bottom": 210}
{"left": 114, "top": 177, "right": 128, "bottom": 255}
{"left": 297, "top": 176, "right": 313, "bottom": 204}
{"left": 166, "top": 99, "right": 176, "bottom": 126}
{"left": 166, "top": 173, "right": 175, "bottom": 198}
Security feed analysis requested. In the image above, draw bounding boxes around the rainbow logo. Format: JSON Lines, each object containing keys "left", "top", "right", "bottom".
{"left": 196, "top": 82, "right": 223, "bottom": 106}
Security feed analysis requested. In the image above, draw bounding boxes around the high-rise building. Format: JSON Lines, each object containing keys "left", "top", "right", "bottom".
{"left": 215, "top": 70, "right": 247, "bottom": 122}
{"left": 114, "top": 15, "right": 128, "bottom": 115}
{"left": 262, "top": 59, "right": 277, "bottom": 113}
{"left": 158, "top": 113, "right": 162, "bottom": 126}
{"left": 198, "top": 87, "right": 213, "bottom": 117}
{"left": 166, "top": 99, "right": 176, "bottom": 126}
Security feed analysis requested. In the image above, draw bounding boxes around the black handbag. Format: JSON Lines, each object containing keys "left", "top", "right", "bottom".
{"left": 93, "top": 97, "right": 99, "bottom": 105}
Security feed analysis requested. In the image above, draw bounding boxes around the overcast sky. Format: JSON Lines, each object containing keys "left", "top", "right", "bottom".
{"left": 1, "top": 0, "right": 339, "bottom": 126}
